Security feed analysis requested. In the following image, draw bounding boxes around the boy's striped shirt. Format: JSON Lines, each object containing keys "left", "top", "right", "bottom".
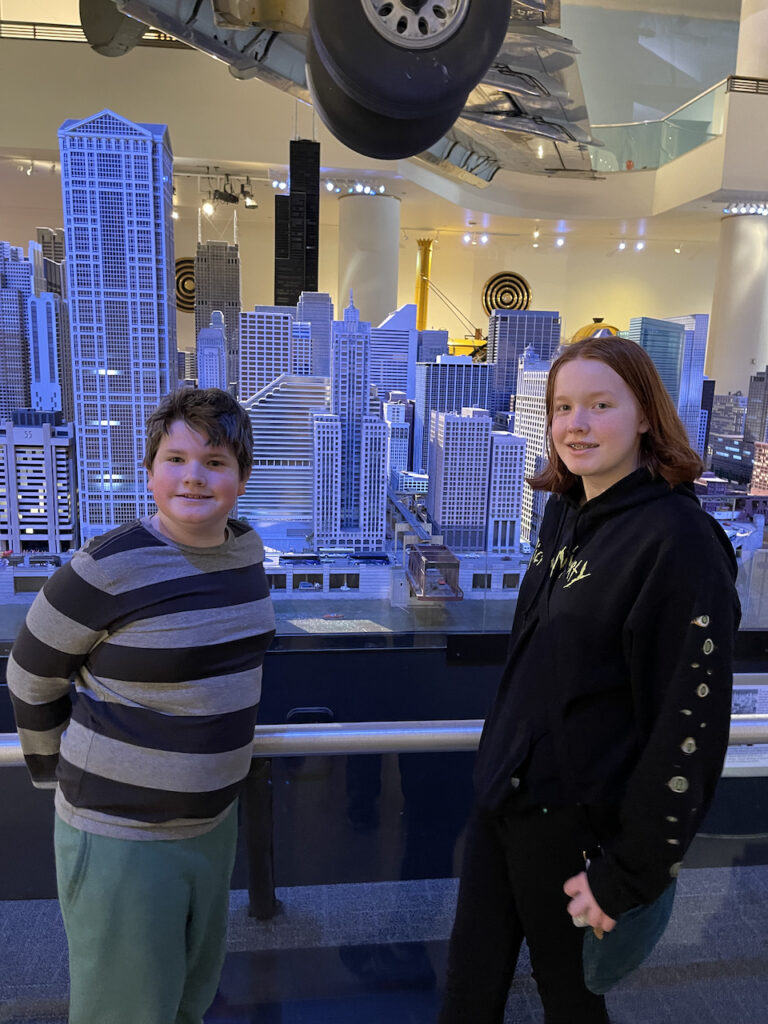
{"left": 7, "top": 518, "right": 275, "bottom": 840}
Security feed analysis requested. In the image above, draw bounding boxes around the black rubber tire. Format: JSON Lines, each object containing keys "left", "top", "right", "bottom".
{"left": 310, "top": 0, "right": 511, "bottom": 121}
{"left": 306, "top": 35, "right": 465, "bottom": 160}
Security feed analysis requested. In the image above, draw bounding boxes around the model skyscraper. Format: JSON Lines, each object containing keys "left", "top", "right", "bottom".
{"left": 0, "top": 243, "right": 33, "bottom": 417}
{"left": 487, "top": 309, "right": 561, "bottom": 415}
{"left": 312, "top": 296, "right": 387, "bottom": 551}
{"left": 58, "top": 109, "right": 177, "bottom": 540}
{"left": 274, "top": 140, "right": 320, "bottom": 307}
{"left": 413, "top": 355, "right": 494, "bottom": 474}
{"left": 196, "top": 310, "right": 228, "bottom": 390}
{"left": 194, "top": 240, "right": 241, "bottom": 391}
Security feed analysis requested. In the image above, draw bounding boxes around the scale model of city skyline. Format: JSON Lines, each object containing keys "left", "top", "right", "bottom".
{"left": 0, "top": 109, "right": 739, "bottom": 599}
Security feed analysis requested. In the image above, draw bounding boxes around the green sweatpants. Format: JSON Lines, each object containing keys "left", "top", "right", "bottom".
{"left": 54, "top": 804, "right": 238, "bottom": 1024}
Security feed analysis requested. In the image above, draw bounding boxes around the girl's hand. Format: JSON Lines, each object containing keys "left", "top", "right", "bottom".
{"left": 563, "top": 871, "right": 617, "bottom": 934}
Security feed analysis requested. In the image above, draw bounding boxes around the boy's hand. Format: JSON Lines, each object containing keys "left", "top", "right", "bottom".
{"left": 563, "top": 871, "right": 617, "bottom": 934}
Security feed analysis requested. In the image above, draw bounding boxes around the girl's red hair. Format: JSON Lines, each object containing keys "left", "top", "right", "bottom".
{"left": 529, "top": 335, "right": 704, "bottom": 493}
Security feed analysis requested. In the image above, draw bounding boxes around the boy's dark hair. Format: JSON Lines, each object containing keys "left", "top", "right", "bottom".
{"left": 530, "top": 334, "right": 704, "bottom": 493}
{"left": 143, "top": 388, "right": 253, "bottom": 479}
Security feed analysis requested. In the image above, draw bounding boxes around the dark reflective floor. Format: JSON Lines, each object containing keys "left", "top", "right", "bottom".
{"left": 208, "top": 943, "right": 445, "bottom": 1023}
{"left": 4, "top": 867, "right": 768, "bottom": 1024}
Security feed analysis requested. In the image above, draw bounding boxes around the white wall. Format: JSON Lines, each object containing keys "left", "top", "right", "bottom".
{"left": 0, "top": 172, "right": 719, "bottom": 347}
{"left": 395, "top": 231, "right": 719, "bottom": 342}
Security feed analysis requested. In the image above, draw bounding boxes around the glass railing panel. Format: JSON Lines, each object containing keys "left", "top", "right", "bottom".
{"left": 589, "top": 80, "right": 727, "bottom": 172}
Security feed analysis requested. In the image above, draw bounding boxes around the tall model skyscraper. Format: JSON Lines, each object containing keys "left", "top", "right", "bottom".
{"left": 0, "top": 242, "right": 33, "bottom": 417}
{"left": 629, "top": 315, "right": 709, "bottom": 452}
{"left": 515, "top": 346, "right": 550, "bottom": 545}
{"left": 487, "top": 430, "right": 526, "bottom": 554}
{"left": 194, "top": 240, "right": 241, "bottom": 390}
{"left": 28, "top": 292, "right": 64, "bottom": 413}
{"left": 745, "top": 366, "right": 768, "bottom": 444}
{"left": 312, "top": 296, "right": 387, "bottom": 551}
{"left": 413, "top": 355, "right": 494, "bottom": 473}
{"left": 427, "top": 408, "right": 492, "bottom": 551}
{"left": 296, "top": 290, "right": 333, "bottom": 377}
{"left": 487, "top": 309, "right": 561, "bottom": 415}
{"left": 274, "top": 140, "right": 320, "bottom": 307}
{"left": 59, "top": 109, "right": 177, "bottom": 540}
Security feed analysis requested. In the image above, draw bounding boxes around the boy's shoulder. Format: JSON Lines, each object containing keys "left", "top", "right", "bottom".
{"left": 80, "top": 519, "right": 166, "bottom": 563}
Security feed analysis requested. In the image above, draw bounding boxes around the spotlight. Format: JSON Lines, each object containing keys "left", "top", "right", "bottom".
{"left": 635, "top": 241, "right": 645, "bottom": 251}
{"left": 555, "top": 237, "right": 564, "bottom": 247}
{"left": 325, "top": 181, "right": 335, "bottom": 192}
{"left": 379, "top": 185, "right": 385, "bottom": 193}
{"left": 363, "top": 185, "right": 371, "bottom": 194}
{"left": 202, "top": 200, "right": 214, "bottom": 216}
{"left": 355, "top": 183, "right": 364, "bottom": 193}
{"left": 335, "top": 187, "right": 342, "bottom": 194}
{"left": 240, "top": 181, "right": 258, "bottom": 208}
{"left": 533, "top": 228, "right": 540, "bottom": 239}
{"left": 480, "top": 234, "right": 489, "bottom": 244}
{"left": 674, "top": 246, "right": 681, "bottom": 254}
{"left": 618, "top": 241, "right": 626, "bottom": 250}
{"left": 533, "top": 242, "right": 539, "bottom": 248}
{"left": 171, "top": 210, "right": 179, "bottom": 220}
{"left": 278, "top": 181, "right": 288, "bottom": 190}
{"left": 463, "top": 233, "right": 471, "bottom": 244}
{"left": 272, "top": 179, "right": 279, "bottom": 188}
{"left": 212, "top": 188, "right": 238, "bottom": 205}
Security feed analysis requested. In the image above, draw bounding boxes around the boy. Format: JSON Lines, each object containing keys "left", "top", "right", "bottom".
{"left": 7, "top": 388, "right": 275, "bottom": 1024}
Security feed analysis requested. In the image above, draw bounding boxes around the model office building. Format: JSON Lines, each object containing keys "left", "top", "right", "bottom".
{"left": 0, "top": 411, "right": 77, "bottom": 553}
{"left": 194, "top": 239, "right": 241, "bottom": 391}
{"left": 58, "top": 109, "right": 177, "bottom": 540}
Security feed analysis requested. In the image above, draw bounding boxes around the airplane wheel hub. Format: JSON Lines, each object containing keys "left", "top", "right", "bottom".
{"left": 361, "top": 0, "right": 470, "bottom": 50}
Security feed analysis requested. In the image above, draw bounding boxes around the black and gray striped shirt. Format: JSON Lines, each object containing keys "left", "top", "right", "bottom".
{"left": 7, "top": 517, "right": 276, "bottom": 840}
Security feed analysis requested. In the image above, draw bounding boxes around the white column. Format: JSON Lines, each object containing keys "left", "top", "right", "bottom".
{"left": 338, "top": 194, "right": 400, "bottom": 329}
{"left": 736, "top": 0, "right": 768, "bottom": 77}
{"left": 706, "top": 213, "right": 768, "bottom": 393}
{"left": 705, "top": 1, "right": 768, "bottom": 392}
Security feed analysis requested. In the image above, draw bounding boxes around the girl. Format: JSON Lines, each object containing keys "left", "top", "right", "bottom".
{"left": 438, "top": 335, "right": 740, "bottom": 1024}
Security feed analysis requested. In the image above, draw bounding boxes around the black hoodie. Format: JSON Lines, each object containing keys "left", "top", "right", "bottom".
{"left": 474, "top": 467, "right": 741, "bottom": 918}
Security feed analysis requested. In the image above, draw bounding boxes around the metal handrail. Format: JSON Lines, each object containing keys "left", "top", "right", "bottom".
{"left": 2, "top": 715, "right": 768, "bottom": 765}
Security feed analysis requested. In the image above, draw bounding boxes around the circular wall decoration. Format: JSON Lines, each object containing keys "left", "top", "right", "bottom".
{"left": 482, "top": 271, "right": 532, "bottom": 316}
{"left": 175, "top": 258, "right": 195, "bottom": 313}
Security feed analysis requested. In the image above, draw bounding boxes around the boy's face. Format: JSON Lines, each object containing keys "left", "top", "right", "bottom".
{"left": 147, "top": 419, "right": 249, "bottom": 547}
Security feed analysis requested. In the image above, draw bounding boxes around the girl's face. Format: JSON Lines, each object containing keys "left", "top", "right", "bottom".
{"left": 551, "top": 357, "right": 649, "bottom": 501}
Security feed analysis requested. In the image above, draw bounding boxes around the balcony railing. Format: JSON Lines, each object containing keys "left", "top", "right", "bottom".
{"left": 589, "top": 79, "right": 728, "bottom": 173}
{"left": 3, "top": 709, "right": 768, "bottom": 765}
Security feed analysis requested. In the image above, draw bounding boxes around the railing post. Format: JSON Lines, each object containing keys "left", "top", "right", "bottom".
{"left": 240, "top": 757, "right": 278, "bottom": 920}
